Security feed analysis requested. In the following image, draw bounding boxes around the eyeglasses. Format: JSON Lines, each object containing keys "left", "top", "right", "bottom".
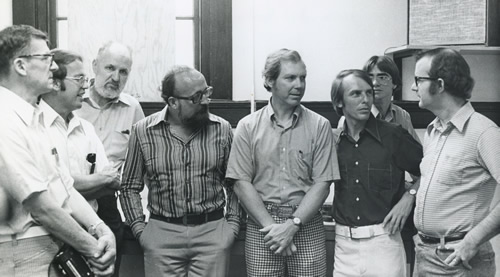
{"left": 173, "top": 86, "right": 213, "bottom": 104}
{"left": 17, "top": 53, "right": 54, "bottom": 65}
{"left": 370, "top": 73, "right": 392, "bottom": 85}
{"left": 414, "top": 76, "right": 438, "bottom": 87}
{"left": 65, "top": 76, "right": 90, "bottom": 87}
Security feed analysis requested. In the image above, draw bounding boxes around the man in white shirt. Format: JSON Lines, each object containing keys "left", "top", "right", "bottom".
{"left": 0, "top": 25, "right": 116, "bottom": 277}
{"left": 40, "top": 48, "right": 121, "bottom": 212}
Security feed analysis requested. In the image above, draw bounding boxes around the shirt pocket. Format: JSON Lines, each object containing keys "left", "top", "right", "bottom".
{"left": 291, "top": 149, "right": 313, "bottom": 182}
{"left": 435, "top": 154, "right": 462, "bottom": 186}
{"left": 368, "top": 163, "right": 392, "bottom": 192}
{"left": 110, "top": 130, "right": 130, "bottom": 162}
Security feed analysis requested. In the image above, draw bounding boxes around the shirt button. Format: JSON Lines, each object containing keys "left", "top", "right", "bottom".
{"left": 283, "top": 167, "right": 286, "bottom": 171}
{"left": 355, "top": 179, "right": 359, "bottom": 183}
{"left": 356, "top": 197, "right": 359, "bottom": 201}
{"left": 355, "top": 161, "right": 359, "bottom": 166}
{"left": 355, "top": 144, "right": 358, "bottom": 148}
{"left": 282, "top": 147, "right": 286, "bottom": 152}
{"left": 357, "top": 216, "right": 360, "bottom": 220}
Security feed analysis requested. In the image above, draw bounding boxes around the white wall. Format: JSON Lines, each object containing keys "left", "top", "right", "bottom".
{"left": 0, "top": 0, "right": 12, "bottom": 30}
{"left": 233, "top": 0, "right": 408, "bottom": 101}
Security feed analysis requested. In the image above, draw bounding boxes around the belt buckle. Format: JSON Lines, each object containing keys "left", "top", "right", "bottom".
{"left": 279, "top": 206, "right": 294, "bottom": 218}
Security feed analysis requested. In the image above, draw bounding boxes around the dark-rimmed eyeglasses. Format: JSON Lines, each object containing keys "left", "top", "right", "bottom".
{"left": 173, "top": 86, "right": 213, "bottom": 104}
{"left": 65, "top": 76, "right": 90, "bottom": 87}
{"left": 414, "top": 76, "right": 438, "bottom": 87}
{"left": 370, "top": 73, "right": 392, "bottom": 86}
{"left": 17, "top": 53, "right": 55, "bottom": 65}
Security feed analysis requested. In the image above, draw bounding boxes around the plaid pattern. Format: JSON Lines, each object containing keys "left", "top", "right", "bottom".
{"left": 245, "top": 212, "right": 326, "bottom": 277}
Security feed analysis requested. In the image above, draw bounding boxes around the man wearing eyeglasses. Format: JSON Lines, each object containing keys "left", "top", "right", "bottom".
{"left": 0, "top": 25, "right": 116, "bottom": 276}
{"left": 75, "top": 41, "right": 145, "bottom": 275}
{"left": 120, "top": 65, "right": 240, "bottom": 276}
{"left": 40, "top": 48, "right": 121, "bottom": 214}
{"left": 412, "top": 48, "right": 500, "bottom": 276}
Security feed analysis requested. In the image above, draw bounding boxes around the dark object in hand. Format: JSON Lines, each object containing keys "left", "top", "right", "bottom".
{"left": 52, "top": 244, "right": 95, "bottom": 277}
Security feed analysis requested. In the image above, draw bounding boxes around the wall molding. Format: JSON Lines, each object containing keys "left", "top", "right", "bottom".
{"left": 141, "top": 101, "right": 500, "bottom": 129}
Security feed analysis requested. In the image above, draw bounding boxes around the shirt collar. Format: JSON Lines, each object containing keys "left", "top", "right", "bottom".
{"left": 427, "top": 101, "right": 474, "bottom": 134}
{"left": 371, "top": 103, "right": 395, "bottom": 122}
{"left": 0, "top": 85, "right": 39, "bottom": 127}
{"left": 265, "top": 98, "right": 303, "bottom": 128}
{"left": 339, "top": 114, "right": 382, "bottom": 144}
{"left": 82, "top": 87, "right": 132, "bottom": 108}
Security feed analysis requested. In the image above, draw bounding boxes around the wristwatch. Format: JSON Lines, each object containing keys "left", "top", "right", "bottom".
{"left": 408, "top": 188, "right": 417, "bottom": 197}
{"left": 88, "top": 220, "right": 104, "bottom": 237}
{"left": 288, "top": 216, "right": 302, "bottom": 228}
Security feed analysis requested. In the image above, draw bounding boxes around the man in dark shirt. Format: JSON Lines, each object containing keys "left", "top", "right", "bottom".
{"left": 330, "top": 69, "right": 422, "bottom": 276}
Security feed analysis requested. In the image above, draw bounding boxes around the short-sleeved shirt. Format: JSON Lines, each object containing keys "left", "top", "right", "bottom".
{"left": 75, "top": 89, "right": 145, "bottom": 169}
{"left": 40, "top": 100, "right": 110, "bottom": 211}
{"left": 226, "top": 103, "right": 340, "bottom": 205}
{"left": 0, "top": 86, "right": 73, "bottom": 235}
{"left": 333, "top": 115, "right": 422, "bottom": 227}
{"left": 415, "top": 102, "right": 500, "bottom": 236}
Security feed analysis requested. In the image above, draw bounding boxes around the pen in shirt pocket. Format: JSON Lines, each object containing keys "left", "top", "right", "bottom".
{"left": 51, "top": 147, "right": 60, "bottom": 166}
{"left": 298, "top": 150, "right": 303, "bottom": 159}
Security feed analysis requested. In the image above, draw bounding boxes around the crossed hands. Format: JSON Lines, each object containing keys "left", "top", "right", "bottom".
{"left": 260, "top": 221, "right": 299, "bottom": 256}
{"left": 87, "top": 224, "right": 117, "bottom": 276}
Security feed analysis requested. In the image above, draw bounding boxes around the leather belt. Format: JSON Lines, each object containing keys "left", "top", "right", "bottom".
{"left": 0, "top": 226, "right": 50, "bottom": 243}
{"left": 265, "top": 202, "right": 299, "bottom": 218}
{"left": 335, "top": 223, "right": 388, "bottom": 239}
{"left": 150, "top": 209, "right": 224, "bottom": 226}
{"left": 418, "top": 232, "right": 466, "bottom": 244}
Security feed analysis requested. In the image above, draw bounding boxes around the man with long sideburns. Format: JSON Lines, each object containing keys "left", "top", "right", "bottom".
{"left": 412, "top": 48, "right": 500, "bottom": 277}
{"left": 120, "top": 66, "right": 240, "bottom": 276}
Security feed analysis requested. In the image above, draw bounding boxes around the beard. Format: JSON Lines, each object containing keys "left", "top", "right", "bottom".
{"left": 180, "top": 104, "right": 210, "bottom": 128}
{"left": 95, "top": 86, "right": 121, "bottom": 99}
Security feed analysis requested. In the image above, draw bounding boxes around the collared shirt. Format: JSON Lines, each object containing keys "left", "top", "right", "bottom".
{"left": 120, "top": 106, "right": 239, "bottom": 237}
{"left": 0, "top": 86, "right": 73, "bottom": 235}
{"left": 75, "top": 89, "right": 145, "bottom": 169}
{"left": 226, "top": 103, "right": 340, "bottom": 205}
{"left": 338, "top": 103, "right": 420, "bottom": 143}
{"left": 333, "top": 115, "right": 422, "bottom": 227}
{"left": 415, "top": 102, "right": 500, "bottom": 236}
{"left": 39, "top": 100, "right": 110, "bottom": 211}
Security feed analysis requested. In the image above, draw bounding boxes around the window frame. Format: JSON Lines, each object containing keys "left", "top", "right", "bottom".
{"left": 13, "top": 0, "right": 232, "bottom": 100}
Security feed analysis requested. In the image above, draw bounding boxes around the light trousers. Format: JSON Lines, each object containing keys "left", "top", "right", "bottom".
{"left": 333, "top": 232, "right": 406, "bottom": 277}
{"left": 140, "top": 217, "right": 236, "bottom": 277}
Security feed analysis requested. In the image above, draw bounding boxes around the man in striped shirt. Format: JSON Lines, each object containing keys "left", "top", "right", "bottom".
{"left": 412, "top": 48, "right": 500, "bottom": 276}
{"left": 120, "top": 66, "right": 240, "bottom": 277}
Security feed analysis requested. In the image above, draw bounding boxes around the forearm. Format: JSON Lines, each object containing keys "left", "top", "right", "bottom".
{"left": 234, "top": 180, "right": 274, "bottom": 228}
{"left": 119, "top": 186, "right": 146, "bottom": 239}
{"left": 72, "top": 174, "right": 116, "bottom": 197}
{"left": 225, "top": 182, "right": 242, "bottom": 228}
{"left": 24, "top": 191, "right": 98, "bottom": 257}
{"left": 464, "top": 202, "right": 500, "bottom": 247}
{"left": 293, "top": 181, "right": 331, "bottom": 224}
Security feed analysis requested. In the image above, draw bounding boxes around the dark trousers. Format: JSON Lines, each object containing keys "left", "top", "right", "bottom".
{"left": 97, "top": 194, "right": 124, "bottom": 277}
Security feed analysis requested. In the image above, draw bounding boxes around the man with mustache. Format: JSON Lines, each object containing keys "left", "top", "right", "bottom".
{"left": 75, "top": 41, "right": 145, "bottom": 275}
{"left": 40, "top": 49, "right": 120, "bottom": 213}
{"left": 226, "top": 49, "right": 340, "bottom": 276}
{"left": 330, "top": 69, "right": 422, "bottom": 277}
{"left": 0, "top": 25, "right": 115, "bottom": 277}
{"left": 120, "top": 66, "right": 240, "bottom": 276}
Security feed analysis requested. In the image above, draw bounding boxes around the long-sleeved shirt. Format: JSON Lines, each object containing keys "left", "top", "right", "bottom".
{"left": 415, "top": 102, "right": 500, "bottom": 236}
{"left": 333, "top": 115, "right": 422, "bottom": 227}
{"left": 120, "top": 106, "right": 240, "bottom": 238}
